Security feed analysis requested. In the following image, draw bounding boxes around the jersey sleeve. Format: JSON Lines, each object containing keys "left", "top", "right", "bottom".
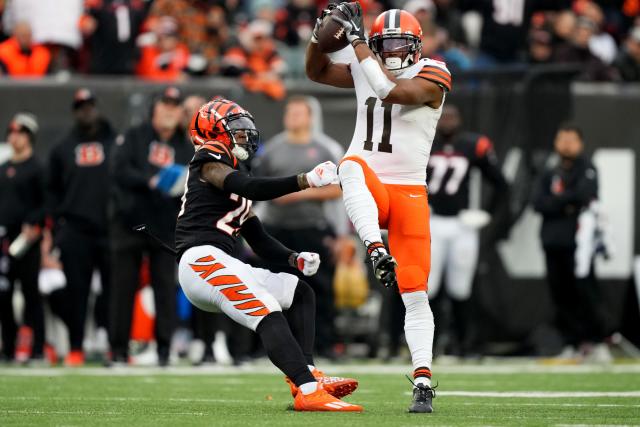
{"left": 192, "top": 141, "right": 237, "bottom": 169}
{"left": 415, "top": 59, "right": 452, "bottom": 92}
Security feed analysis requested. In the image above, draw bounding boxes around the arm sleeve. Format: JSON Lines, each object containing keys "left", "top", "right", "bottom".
{"left": 223, "top": 171, "right": 301, "bottom": 201}
{"left": 240, "top": 215, "right": 296, "bottom": 265}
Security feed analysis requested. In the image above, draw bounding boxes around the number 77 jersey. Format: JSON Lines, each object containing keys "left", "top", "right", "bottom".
{"left": 345, "top": 57, "right": 451, "bottom": 185}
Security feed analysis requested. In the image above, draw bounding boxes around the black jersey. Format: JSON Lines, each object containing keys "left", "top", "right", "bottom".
{"left": 175, "top": 141, "right": 252, "bottom": 259}
{"left": 427, "top": 132, "right": 508, "bottom": 216}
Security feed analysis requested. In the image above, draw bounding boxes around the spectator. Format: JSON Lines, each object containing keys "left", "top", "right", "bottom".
{"left": 554, "top": 17, "right": 619, "bottom": 81}
{"left": 273, "top": 0, "right": 316, "bottom": 47}
{"left": 552, "top": 9, "right": 578, "bottom": 46}
{"left": 3, "top": 0, "right": 83, "bottom": 72}
{"left": 528, "top": 28, "right": 554, "bottom": 64}
{"left": 0, "top": 113, "right": 46, "bottom": 363}
{"left": 433, "top": 0, "right": 468, "bottom": 46}
{"left": 80, "top": 0, "right": 149, "bottom": 75}
{"left": 577, "top": 0, "right": 618, "bottom": 64}
{"left": 0, "top": 21, "right": 50, "bottom": 77}
{"left": 146, "top": 1, "right": 232, "bottom": 75}
{"left": 252, "top": 96, "right": 343, "bottom": 358}
{"left": 613, "top": 26, "right": 640, "bottom": 81}
{"left": 109, "top": 87, "right": 193, "bottom": 366}
{"left": 222, "top": 20, "right": 286, "bottom": 100}
{"left": 46, "top": 89, "right": 117, "bottom": 366}
{"left": 460, "top": 0, "right": 571, "bottom": 65}
{"left": 532, "top": 124, "right": 612, "bottom": 362}
{"left": 136, "top": 16, "right": 189, "bottom": 82}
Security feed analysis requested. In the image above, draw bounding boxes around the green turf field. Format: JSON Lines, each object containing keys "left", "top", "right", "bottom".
{"left": 1, "top": 365, "right": 639, "bottom": 426}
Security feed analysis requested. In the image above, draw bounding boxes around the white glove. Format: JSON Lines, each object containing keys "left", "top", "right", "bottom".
{"left": 296, "top": 252, "right": 321, "bottom": 276}
{"left": 306, "top": 161, "right": 339, "bottom": 187}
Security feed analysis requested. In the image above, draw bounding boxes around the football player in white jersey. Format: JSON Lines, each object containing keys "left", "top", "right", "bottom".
{"left": 306, "top": 2, "right": 452, "bottom": 414}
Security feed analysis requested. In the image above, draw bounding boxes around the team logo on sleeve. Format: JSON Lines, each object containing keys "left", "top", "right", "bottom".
{"left": 148, "top": 141, "right": 175, "bottom": 168}
{"left": 75, "top": 142, "right": 105, "bottom": 167}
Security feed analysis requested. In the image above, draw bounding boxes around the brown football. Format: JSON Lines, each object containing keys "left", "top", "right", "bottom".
{"left": 317, "top": 8, "right": 350, "bottom": 53}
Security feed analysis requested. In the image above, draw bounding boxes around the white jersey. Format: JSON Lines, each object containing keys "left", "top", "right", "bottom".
{"left": 345, "top": 57, "right": 451, "bottom": 185}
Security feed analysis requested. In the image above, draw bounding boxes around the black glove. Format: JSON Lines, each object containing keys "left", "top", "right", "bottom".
{"left": 331, "top": 2, "right": 365, "bottom": 45}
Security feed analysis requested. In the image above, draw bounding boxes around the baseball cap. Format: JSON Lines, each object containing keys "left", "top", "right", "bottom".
{"left": 72, "top": 88, "right": 96, "bottom": 110}
{"left": 159, "top": 86, "right": 183, "bottom": 105}
{"left": 7, "top": 112, "right": 39, "bottom": 135}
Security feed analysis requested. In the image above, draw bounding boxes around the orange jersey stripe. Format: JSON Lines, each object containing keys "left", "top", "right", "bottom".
{"left": 416, "top": 74, "right": 452, "bottom": 92}
{"left": 418, "top": 68, "right": 451, "bottom": 83}
{"left": 200, "top": 144, "right": 225, "bottom": 155}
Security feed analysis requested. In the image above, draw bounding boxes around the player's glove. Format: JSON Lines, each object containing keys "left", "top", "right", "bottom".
{"left": 293, "top": 252, "right": 321, "bottom": 276}
{"left": 156, "top": 164, "right": 187, "bottom": 197}
{"left": 331, "top": 2, "right": 365, "bottom": 45}
{"left": 311, "top": 3, "right": 338, "bottom": 43}
{"left": 305, "top": 161, "right": 339, "bottom": 187}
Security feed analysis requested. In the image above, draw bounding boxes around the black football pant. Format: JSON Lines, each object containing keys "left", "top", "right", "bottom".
{"left": 54, "top": 225, "right": 110, "bottom": 352}
{"left": 544, "top": 246, "right": 609, "bottom": 346}
{"left": 109, "top": 224, "right": 176, "bottom": 361}
{"left": 0, "top": 242, "right": 44, "bottom": 359}
{"left": 264, "top": 226, "right": 336, "bottom": 355}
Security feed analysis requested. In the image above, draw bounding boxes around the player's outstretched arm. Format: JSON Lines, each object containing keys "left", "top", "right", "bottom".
{"left": 305, "top": 8, "right": 354, "bottom": 88}
{"left": 241, "top": 211, "right": 321, "bottom": 276}
{"left": 201, "top": 160, "right": 338, "bottom": 201}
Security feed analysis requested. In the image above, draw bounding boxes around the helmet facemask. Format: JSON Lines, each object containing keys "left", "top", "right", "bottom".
{"left": 225, "top": 114, "right": 260, "bottom": 161}
{"left": 369, "top": 36, "right": 422, "bottom": 75}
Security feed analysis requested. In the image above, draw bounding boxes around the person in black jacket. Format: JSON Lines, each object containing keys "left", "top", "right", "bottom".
{"left": 0, "top": 113, "right": 46, "bottom": 363}
{"left": 46, "top": 89, "right": 117, "bottom": 366}
{"left": 533, "top": 123, "right": 610, "bottom": 358}
{"left": 109, "top": 86, "right": 192, "bottom": 366}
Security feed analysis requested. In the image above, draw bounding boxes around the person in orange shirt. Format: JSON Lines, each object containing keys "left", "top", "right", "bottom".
{"left": 0, "top": 22, "right": 51, "bottom": 77}
{"left": 222, "top": 20, "right": 287, "bottom": 100}
{"left": 135, "top": 16, "right": 189, "bottom": 82}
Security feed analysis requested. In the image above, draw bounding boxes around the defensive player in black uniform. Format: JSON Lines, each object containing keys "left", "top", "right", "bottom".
{"left": 175, "top": 98, "right": 362, "bottom": 412}
{"left": 427, "top": 104, "right": 509, "bottom": 355}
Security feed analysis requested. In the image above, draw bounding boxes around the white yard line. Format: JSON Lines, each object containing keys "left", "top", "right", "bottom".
{"left": 438, "top": 391, "right": 640, "bottom": 398}
{"left": 1, "top": 363, "right": 640, "bottom": 376}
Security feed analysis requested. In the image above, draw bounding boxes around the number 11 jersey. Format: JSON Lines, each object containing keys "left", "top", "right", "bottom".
{"left": 345, "top": 57, "right": 452, "bottom": 185}
{"left": 175, "top": 141, "right": 252, "bottom": 259}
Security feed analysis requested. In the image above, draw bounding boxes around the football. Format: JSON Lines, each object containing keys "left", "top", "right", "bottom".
{"left": 317, "top": 7, "right": 351, "bottom": 53}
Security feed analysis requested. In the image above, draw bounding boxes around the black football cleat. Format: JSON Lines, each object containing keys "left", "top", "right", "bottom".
{"left": 408, "top": 383, "right": 436, "bottom": 413}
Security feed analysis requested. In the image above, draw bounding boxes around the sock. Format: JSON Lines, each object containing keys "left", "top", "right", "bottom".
{"left": 339, "top": 160, "right": 385, "bottom": 251}
{"left": 256, "top": 312, "right": 316, "bottom": 387}
{"left": 402, "top": 291, "right": 435, "bottom": 374}
{"left": 284, "top": 280, "right": 316, "bottom": 366}
{"left": 413, "top": 367, "right": 432, "bottom": 387}
{"left": 299, "top": 381, "right": 319, "bottom": 395}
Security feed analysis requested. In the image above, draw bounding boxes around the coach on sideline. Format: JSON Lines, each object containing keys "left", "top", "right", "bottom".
{"left": 46, "top": 89, "right": 117, "bottom": 366}
{"left": 109, "top": 87, "right": 192, "bottom": 366}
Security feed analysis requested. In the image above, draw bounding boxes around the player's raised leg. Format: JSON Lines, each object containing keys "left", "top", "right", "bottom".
{"left": 339, "top": 156, "right": 397, "bottom": 286}
{"left": 387, "top": 185, "right": 437, "bottom": 413}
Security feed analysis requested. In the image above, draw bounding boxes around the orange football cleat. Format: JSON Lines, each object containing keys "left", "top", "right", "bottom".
{"left": 64, "top": 350, "right": 85, "bottom": 367}
{"left": 286, "top": 369, "right": 359, "bottom": 398}
{"left": 293, "top": 385, "right": 363, "bottom": 412}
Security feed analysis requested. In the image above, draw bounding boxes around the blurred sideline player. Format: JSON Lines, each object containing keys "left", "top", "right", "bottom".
{"left": 175, "top": 98, "right": 362, "bottom": 412}
{"left": 427, "top": 105, "right": 509, "bottom": 355}
{"left": 306, "top": 2, "right": 451, "bottom": 413}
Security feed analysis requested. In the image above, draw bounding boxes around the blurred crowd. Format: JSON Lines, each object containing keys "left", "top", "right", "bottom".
{"left": 0, "top": 0, "right": 638, "bottom": 95}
